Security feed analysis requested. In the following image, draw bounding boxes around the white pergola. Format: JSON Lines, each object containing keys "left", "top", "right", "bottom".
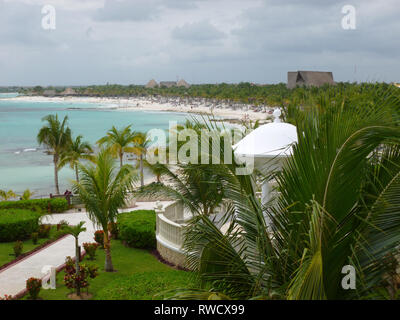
{"left": 233, "top": 109, "right": 298, "bottom": 205}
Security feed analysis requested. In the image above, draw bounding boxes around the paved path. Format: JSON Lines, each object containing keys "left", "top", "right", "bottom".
{"left": 0, "top": 201, "right": 171, "bottom": 297}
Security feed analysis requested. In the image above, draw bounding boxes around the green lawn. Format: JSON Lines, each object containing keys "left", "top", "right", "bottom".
{"left": 0, "top": 226, "right": 59, "bottom": 267}
{"left": 36, "top": 240, "right": 195, "bottom": 300}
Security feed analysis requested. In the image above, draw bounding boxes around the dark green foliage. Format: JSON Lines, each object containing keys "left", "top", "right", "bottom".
{"left": 13, "top": 241, "right": 23, "bottom": 257}
{"left": 118, "top": 210, "right": 156, "bottom": 249}
{"left": 38, "top": 225, "right": 51, "bottom": 238}
{"left": 0, "top": 198, "right": 68, "bottom": 213}
{"left": 0, "top": 210, "right": 40, "bottom": 242}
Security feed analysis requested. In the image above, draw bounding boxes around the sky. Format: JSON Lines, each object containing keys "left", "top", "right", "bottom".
{"left": 0, "top": 0, "right": 399, "bottom": 86}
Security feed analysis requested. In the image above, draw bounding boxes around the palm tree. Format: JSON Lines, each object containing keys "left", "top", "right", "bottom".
{"left": 37, "top": 114, "right": 72, "bottom": 194}
{"left": 170, "top": 96, "right": 400, "bottom": 300}
{"left": 73, "top": 149, "right": 137, "bottom": 272}
{"left": 97, "top": 125, "right": 136, "bottom": 168}
{"left": 20, "top": 189, "right": 35, "bottom": 200}
{"left": 132, "top": 131, "right": 151, "bottom": 187}
{"left": 59, "top": 135, "right": 95, "bottom": 182}
{"left": 64, "top": 221, "right": 86, "bottom": 296}
{"left": 0, "top": 189, "right": 17, "bottom": 201}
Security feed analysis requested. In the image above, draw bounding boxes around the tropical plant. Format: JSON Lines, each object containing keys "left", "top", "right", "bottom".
{"left": 169, "top": 95, "right": 400, "bottom": 300}
{"left": 73, "top": 149, "right": 137, "bottom": 271}
{"left": 20, "top": 189, "right": 35, "bottom": 201}
{"left": 132, "top": 131, "right": 151, "bottom": 187}
{"left": 97, "top": 125, "right": 136, "bottom": 167}
{"left": 0, "top": 189, "right": 17, "bottom": 201}
{"left": 37, "top": 114, "right": 72, "bottom": 194}
{"left": 63, "top": 221, "right": 86, "bottom": 296}
{"left": 59, "top": 135, "right": 94, "bottom": 182}
{"left": 136, "top": 120, "right": 228, "bottom": 216}
{"left": 26, "top": 277, "right": 42, "bottom": 300}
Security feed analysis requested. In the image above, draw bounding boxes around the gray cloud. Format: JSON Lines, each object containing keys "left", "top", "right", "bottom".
{"left": 172, "top": 20, "right": 227, "bottom": 44}
{"left": 0, "top": 0, "right": 399, "bottom": 85}
{"left": 93, "top": 0, "right": 160, "bottom": 21}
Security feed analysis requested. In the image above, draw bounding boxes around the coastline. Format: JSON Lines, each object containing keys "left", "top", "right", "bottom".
{"left": 3, "top": 95, "right": 273, "bottom": 122}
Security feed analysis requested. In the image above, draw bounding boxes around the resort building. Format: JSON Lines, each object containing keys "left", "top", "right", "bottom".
{"left": 177, "top": 79, "right": 191, "bottom": 88}
{"left": 159, "top": 81, "right": 178, "bottom": 88}
{"left": 287, "top": 71, "right": 335, "bottom": 89}
{"left": 42, "top": 89, "right": 56, "bottom": 97}
{"left": 145, "top": 79, "right": 159, "bottom": 88}
{"left": 60, "top": 87, "right": 77, "bottom": 96}
{"left": 146, "top": 79, "right": 191, "bottom": 89}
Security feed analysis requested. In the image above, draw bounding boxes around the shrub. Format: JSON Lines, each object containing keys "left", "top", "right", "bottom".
{"left": 49, "top": 198, "right": 69, "bottom": 213}
{"left": 26, "top": 277, "right": 42, "bottom": 300}
{"left": 0, "top": 209, "right": 40, "bottom": 242}
{"left": 63, "top": 257, "right": 98, "bottom": 293}
{"left": 57, "top": 220, "right": 69, "bottom": 231}
{"left": 31, "top": 232, "right": 38, "bottom": 244}
{"left": 38, "top": 224, "right": 51, "bottom": 238}
{"left": 117, "top": 210, "right": 156, "bottom": 249}
{"left": 94, "top": 230, "right": 104, "bottom": 247}
{"left": 83, "top": 242, "right": 98, "bottom": 260}
{"left": 13, "top": 240, "right": 23, "bottom": 257}
{"left": 0, "top": 198, "right": 69, "bottom": 213}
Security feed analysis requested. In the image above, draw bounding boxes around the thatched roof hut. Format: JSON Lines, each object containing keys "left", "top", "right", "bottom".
{"left": 61, "top": 87, "right": 77, "bottom": 96}
{"left": 145, "top": 79, "right": 159, "bottom": 88}
{"left": 43, "top": 89, "right": 56, "bottom": 97}
{"left": 160, "top": 81, "right": 177, "bottom": 88}
{"left": 177, "top": 79, "right": 190, "bottom": 88}
{"left": 287, "top": 71, "right": 335, "bottom": 89}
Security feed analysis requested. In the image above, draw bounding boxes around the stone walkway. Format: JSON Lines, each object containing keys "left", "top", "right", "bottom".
{"left": 0, "top": 201, "right": 170, "bottom": 297}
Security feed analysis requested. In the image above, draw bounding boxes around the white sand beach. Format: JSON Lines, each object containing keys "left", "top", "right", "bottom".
{"left": 4, "top": 95, "right": 273, "bottom": 122}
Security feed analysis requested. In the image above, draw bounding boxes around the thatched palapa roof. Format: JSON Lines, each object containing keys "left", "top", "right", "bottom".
{"left": 287, "top": 71, "right": 335, "bottom": 89}
{"left": 61, "top": 87, "right": 77, "bottom": 96}
{"left": 177, "top": 79, "right": 190, "bottom": 88}
{"left": 43, "top": 89, "right": 56, "bottom": 97}
{"left": 145, "top": 79, "right": 159, "bottom": 88}
{"left": 160, "top": 81, "right": 177, "bottom": 88}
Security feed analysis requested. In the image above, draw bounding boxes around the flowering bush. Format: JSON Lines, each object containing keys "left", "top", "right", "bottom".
{"left": 0, "top": 294, "right": 13, "bottom": 300}
{"left": 38, "top": 224, "right": 51, "bottom": 238}
{"left": 83, "top": 242, "right": 98, "bottom": 260}
{"left": 94, "top": 230, "right": 104, "bottom": 247}
{"left": 13, "top": 240, "right": 23, "bottom": 257}
{"left": 63, "top": 257, "right": 99, "bottom": 293}
{"left": 26, "top": 277, "right": 42, "bottom": 300}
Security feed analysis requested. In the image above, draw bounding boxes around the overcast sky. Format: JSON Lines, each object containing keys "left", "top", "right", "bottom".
{"left": 0, "top": 0, "right": 399, "bottom": 86}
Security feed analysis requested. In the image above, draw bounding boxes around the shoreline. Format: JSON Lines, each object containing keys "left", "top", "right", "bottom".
{"left": 3, "top": 95, "right": 273, "bottom": 122}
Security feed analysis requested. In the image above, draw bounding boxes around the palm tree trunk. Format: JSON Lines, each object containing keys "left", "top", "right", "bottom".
{"left": 75, "top": 237, "right": 81, "bottom": 296}
{"left": 54, "top": 154, "right": 60, "bottom": 194}
{"left": 104, "top": 232, "right": 114, "bottom": 272}
{"left": 119, "top": 152, "right": 123, "bottom": 168}
{"left": 140, "top": 154, "right": 144, "bottom": 187}
{"left": 75, "top": 164, "right": 79, "bottom": 183}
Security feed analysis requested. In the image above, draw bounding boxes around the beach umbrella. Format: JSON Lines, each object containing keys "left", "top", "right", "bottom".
{"left": 233, "top": 109, "right": 298, "bottom": 205}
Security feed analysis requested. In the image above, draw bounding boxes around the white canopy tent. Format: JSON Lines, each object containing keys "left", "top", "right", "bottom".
{"left": 233, "top": 109, "right": 298, "bottom": 205}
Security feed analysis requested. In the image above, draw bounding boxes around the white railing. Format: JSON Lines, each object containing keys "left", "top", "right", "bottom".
{"left": 163, "top": 201, "right": 184, "bottom": 222}
{"left": 156, "top": 201, "right": 186, "bottom": 250}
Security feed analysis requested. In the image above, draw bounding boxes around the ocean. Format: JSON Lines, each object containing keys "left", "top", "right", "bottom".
{"left": 0, "top": 93, "right": 191, "bottom": 196}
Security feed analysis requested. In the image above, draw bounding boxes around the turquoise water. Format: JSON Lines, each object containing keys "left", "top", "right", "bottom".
{"left": 0, "top": 94, "right": 191, "bottom": 196}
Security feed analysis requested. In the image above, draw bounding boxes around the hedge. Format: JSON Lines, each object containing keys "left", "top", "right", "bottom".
{"left": 0, "top": 209, "right": 41, "bottom": 242}
{"left": 117, "top": 210, "right": 156, "bottom": 249}
{"left": 0, "top": 198, "right": 69, "bottom": 213}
